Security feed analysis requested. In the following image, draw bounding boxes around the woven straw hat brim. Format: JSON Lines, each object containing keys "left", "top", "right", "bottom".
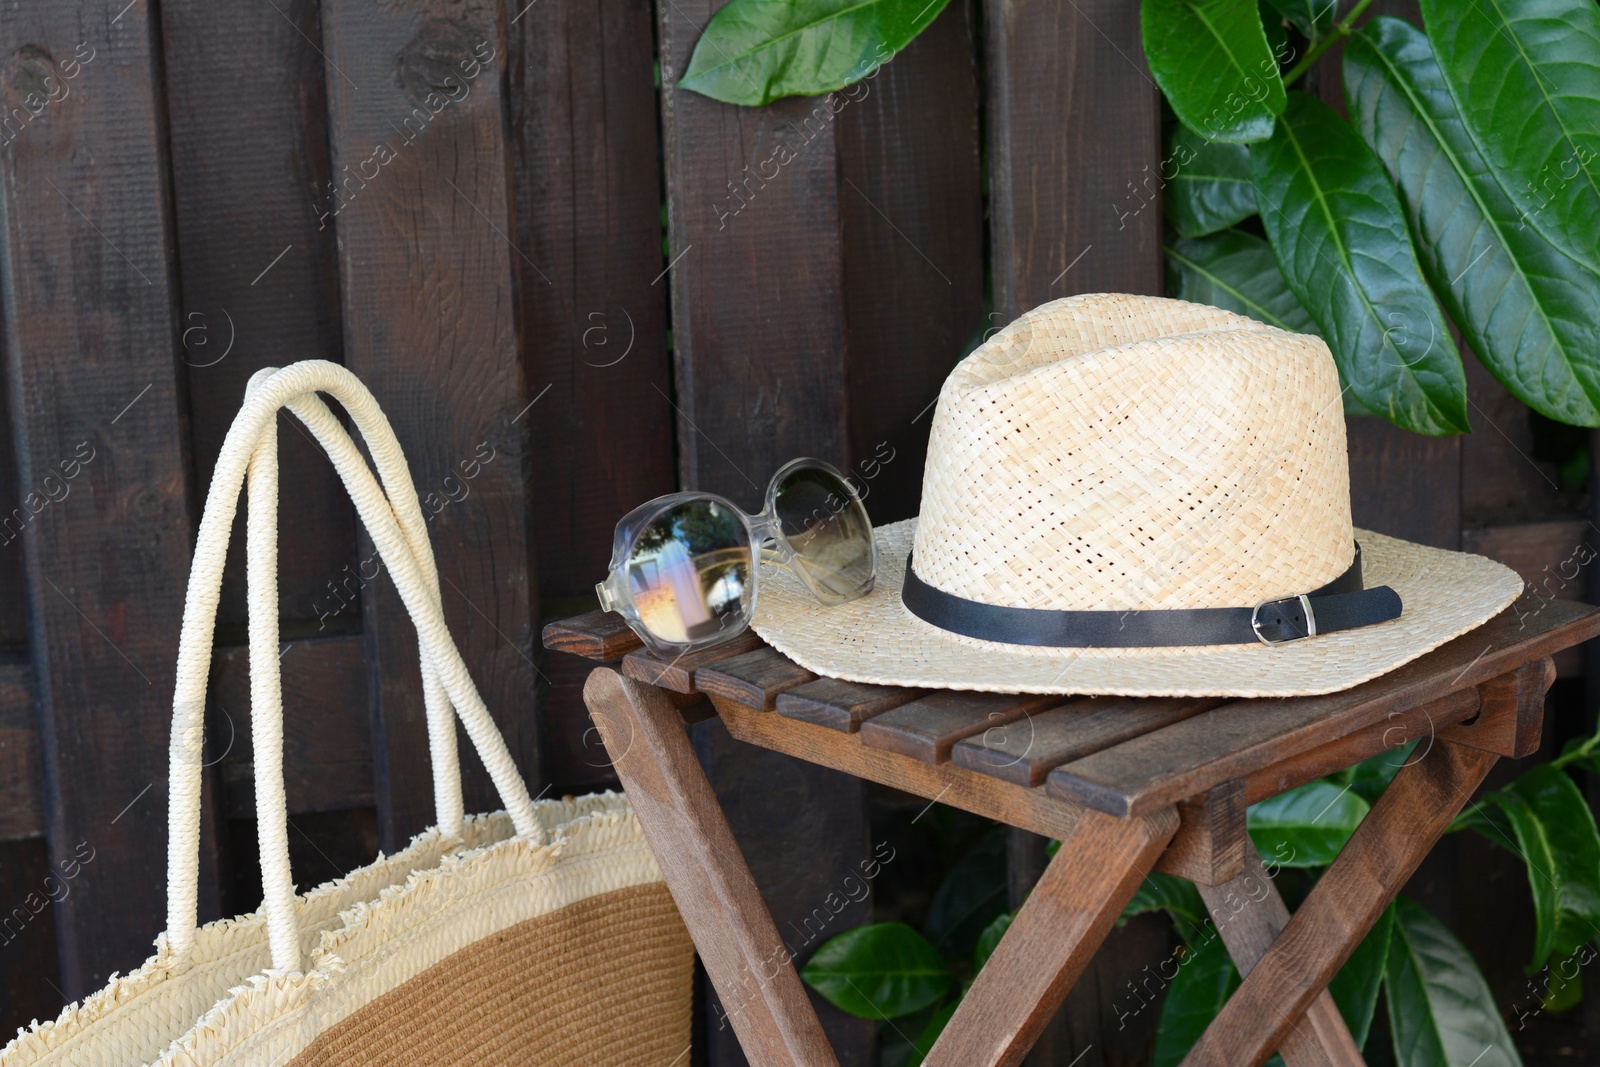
{"left": 751, "top": 519, "right": 1524, "bottom": 698}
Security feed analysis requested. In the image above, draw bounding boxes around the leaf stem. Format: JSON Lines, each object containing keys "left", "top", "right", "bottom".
{"left": 1280, "top": 0, "right": 1378, "bottom": 87}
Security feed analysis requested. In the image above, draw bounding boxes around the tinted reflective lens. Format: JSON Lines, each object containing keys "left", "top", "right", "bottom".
{"left": 625, "top": 500, "right": 751, "bottom": 645}
{"left": 773, "top": 466, "right": 874, "bottom": 599}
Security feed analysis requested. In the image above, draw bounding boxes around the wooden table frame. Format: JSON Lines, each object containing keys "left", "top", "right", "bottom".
{"left": 545, "top": 599, "right": 1600, "bottom": 1067}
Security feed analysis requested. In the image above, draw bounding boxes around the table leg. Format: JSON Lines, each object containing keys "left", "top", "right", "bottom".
{"left": 584, "top": 667, "right": 840, "bottom": 1067}
{"left": 1180, "top": 739, "right": 1497, "bottom": 1067}
{"left": 1197, "top": 840, "right": 1363, "bottom": 1067}
{"left": 923, "top": 805, "right": 1180, "bottom": 1067}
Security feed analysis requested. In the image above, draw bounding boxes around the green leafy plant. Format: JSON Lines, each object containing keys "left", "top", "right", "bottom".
{"left": 680, "top": 0, "right": 1600, "bottom": 437}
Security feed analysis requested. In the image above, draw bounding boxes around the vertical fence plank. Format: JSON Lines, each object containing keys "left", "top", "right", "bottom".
{"left": 987, "top": 0, "right": 1162, "bottom": 320}
{"left": 657, "top": 2, "right": 873, "bottom": 1061}
{"left": 0, "top": 3, "right": 208, "bottom": 994}
{"left": 836, "top": 0, "right": 985, "bottom": 524}
{"left": 319, "top": 0, "right": 541, "bottom": 846}
{"left": 984, "top": 3, "right": 1165, "bottom": 1062}
{"left": 507, "top": 0, "right": 673, "bottom": 789}
{"left": 159, "top": 0, "right": 355, "bottom": 637}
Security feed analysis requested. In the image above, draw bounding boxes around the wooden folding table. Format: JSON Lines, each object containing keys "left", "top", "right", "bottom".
{"left": 544, "top": 598, "right": 1600, "bottom": 1067}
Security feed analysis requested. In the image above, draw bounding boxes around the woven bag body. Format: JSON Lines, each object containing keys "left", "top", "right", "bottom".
{"left": 1, "top": 363, "right": 692, "bottom": 1067}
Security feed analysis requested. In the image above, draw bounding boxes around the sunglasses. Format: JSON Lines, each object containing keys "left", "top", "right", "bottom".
{"left": 596, "top": 458, "right": 876, "bottom": 656}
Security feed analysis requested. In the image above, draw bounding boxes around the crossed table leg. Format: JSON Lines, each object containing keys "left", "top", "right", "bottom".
{"left": 583, "top": 665, "right": 1520, "bottom": 1067}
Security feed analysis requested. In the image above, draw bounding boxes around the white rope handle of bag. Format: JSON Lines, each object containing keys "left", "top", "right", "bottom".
{"left": 167, "top": 361, "right": 540, "bottom": 970}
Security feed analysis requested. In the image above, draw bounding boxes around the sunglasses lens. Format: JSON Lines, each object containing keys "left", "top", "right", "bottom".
{"left": 624, "top": 500, "right": 751, "bottom": 646}
{"left": 772, "top": 465, "right": 874, "bottom": 599}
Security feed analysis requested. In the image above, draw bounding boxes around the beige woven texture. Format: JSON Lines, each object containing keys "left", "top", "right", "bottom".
{"left": 916, "top": 293, "right": 1353, "bottom": 610}
{"left": 753, "top": 294, "right": 1524, "bottom": 697}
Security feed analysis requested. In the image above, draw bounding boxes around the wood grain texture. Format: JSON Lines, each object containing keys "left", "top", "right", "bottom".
{"left": 621, "top": 630, "right": 764, "bottom": 692}
{"left": 0, "top": 326, "right": 24, "bottom": 650}
{"left": 1183, "top": 740, "right": 1497, "bottom": 1067}
{"left": 951, "top": 697, "right": 1216, "bottom": 786}
{"left": 508, "top": 0, "right": 673, "bottom": 602}
{"left": 318, "top": 0, "right": 541, "bottom": 846}
{"left": 835, "top": 0, "right": 984, "bottom": 524}
{"left": 1155, "top": 780, "right": 1246, "bottom": 886}
{"left": 860, "top": 691, "right": 1066, "bottom": 763}
{"left": 584, "top": 669, "right": 840, "bottom": 1067}
{"left": 0, "top": 837, "right": 63, "bottom": 1038}
{"left": 1436, "top": 657, "right": 1553, "bottom": 759}
{"left": 985, "top": 0, "right": 1161, "bottom": 320}
{"left": 0, "top": 2, "right": 209, "bottom": 994}
{"left": 160, "top": 0, "right": 354, "bottom": 637}
{"left": 540, "top": 609, "right": 643, "bottom": 661}
{"left": 211, "top": 636, "right": 373, "bottom": 819}
{"left": 1048, "top": 601, "right": 1600, "bottom": 816}
{"left": 658, "top": 1, "right": 850, "bottom": 506}
{"left": 0, "top": 664, "right": 43, "bottom": 840}
{"left": 713, "top": 696, "right": 1083, "bottom": 842}
{"left": 694, "top": 647, "right": 817, "bottom": 711}
{"left": 774, "top": 676, "right": 925, "bottom": 732}
{"left": 1195, "top": 842, "right": 1363, "bottom": 1067}
{"left": 922, "top": 807, "right": 1179, "bottom": 1067}
{"left": 1346, "top": 416, "right": 1461, "bottom": 549}
{"left": 1462, "top": 520, "right": 1590, "bottom": 676}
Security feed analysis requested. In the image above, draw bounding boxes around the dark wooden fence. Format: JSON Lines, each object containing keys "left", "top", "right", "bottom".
{"left": 0, "top": 0, "right": 1591, "bottom": 1062}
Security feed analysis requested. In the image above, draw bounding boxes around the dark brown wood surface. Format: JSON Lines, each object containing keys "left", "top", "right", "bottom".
{"left": 695, "top": 648, "right": 818, "bottom": 711}
{"left": 985, "top": 0, "right": 1161, "bottom": 319}
{"left": 0, "top": 664, "right": 43, "bottom": 841}
{"left": 541, "top": 610, "right": 643, "bottom": 661}
{"left": 0, "top": 1, "right": 211, "bottom": 995}
{"left": 1048, "top": 601, "right": 1600, "bottom": 816}
{"left": 622, "top": 631, "right": 765, "bottom": 692}
{"left": 860, "top": 691, "right": 1065, "bottom": 763}
{"left": 319, "top": 0, "right": 541, "bottom": 847}
{"left": 836, "top": 0, "right": 985, "bottom": 524}
{"left": 160, "top": 0, "right": 354, "bottom": 638}
{"left": 775, "top": 676, "right": 925, "bottom": 732}
{"left": 951, "top": 697, "right": 1216, "bottom": 786}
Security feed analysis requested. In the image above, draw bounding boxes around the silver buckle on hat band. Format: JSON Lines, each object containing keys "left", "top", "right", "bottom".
{"left": 1252, "top": 593, "right": 1317, "bottom": 646}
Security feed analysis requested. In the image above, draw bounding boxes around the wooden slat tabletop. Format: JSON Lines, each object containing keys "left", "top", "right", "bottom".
{"left": 542, "top": 597, "right": 1600, "bottom": 818}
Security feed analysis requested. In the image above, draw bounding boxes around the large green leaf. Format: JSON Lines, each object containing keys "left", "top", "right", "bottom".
{"left": 1166, "top": 229, "right": 1316, "bottom": 333}
{"left": 1142, "top": 0, "right": 1287, "bottom": 143}
{"left": 678, "top": 0, "right": 951, "bottom": 107}
{"left": 1247, "top": 779, "right": 1370, "bottom": 868}
{"left": 1420, "top": 0, "right": 1600, "bottom": 275}
{"left": 1345, "top": 17, "right": 1600, "bottom": 427}
{"left": 1251, "top": 92, "right": 1467, "bottom": 433}
{"left": 1264, "top": 0, "right": 1338, "bottom": 41}
{"left": 1152, "top": 931, "right": 1239, "bottom": 1067}
{"left": 1167, "top": 125, "right": 1260, "bottom": 236}
{"left": 802, "top": 922, "right": 953, "bottom": 1019}
{"left": 1329, "top": 902, "right": 1394, "bottom": 1050}
{"left": 1489, "top": 764, "right": 1600, "bottom": 973}
{"left": 1121, "top": 871, "right": 1209, "bottom": 942}
{"left": 1385, "top": 897, "right": 1522, "bottom": 1066}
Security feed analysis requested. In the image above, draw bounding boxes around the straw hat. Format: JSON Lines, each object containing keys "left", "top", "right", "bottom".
{"left": 751, "top": 294, "right": 1522, "bottom": 697}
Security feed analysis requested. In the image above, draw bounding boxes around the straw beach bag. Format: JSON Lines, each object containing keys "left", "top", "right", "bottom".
{"left": 1, "top": 362, "right": 694, "bottom": 1066}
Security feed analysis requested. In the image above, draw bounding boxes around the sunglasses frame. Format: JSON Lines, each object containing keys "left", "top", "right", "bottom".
{"left": 595, "top": 457, "right": 876, "bottom": 657}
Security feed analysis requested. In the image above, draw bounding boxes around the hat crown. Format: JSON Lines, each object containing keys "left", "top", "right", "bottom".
{"left": 912, "top": 294, "right": 1353, "bottom": 612}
